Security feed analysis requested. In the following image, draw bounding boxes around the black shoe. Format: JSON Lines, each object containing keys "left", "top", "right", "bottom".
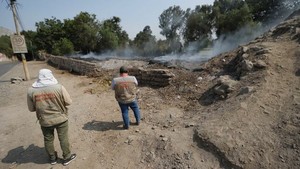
{"left": 135, "top": 122, "right": 140, "bottom": 125}
{"left": 63, "top": 154, "right": 77, "bottom": 166}
{"left": 50, "top": 151, "right": 58, "bottom": 165}
{"left": 123, "top": 125, "right": 129, "bottom": 130}
{"left": 50, "top": 158, "right": 57, "bottom": 165}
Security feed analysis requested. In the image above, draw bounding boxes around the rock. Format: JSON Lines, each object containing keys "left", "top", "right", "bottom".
{"left": 197, "top": 77, "right": 203, "bottom": 81}
{"left": 254, "top": 60, "right": 267, "bottom": 69}
{"left": 249, "top": 46, "right": 263, "bottom": 52}
{"left": 240, "top": 102, "right": 248, "bottom": 109}
{"left": 215, "top": 75, "right": 238, "bottom": 94}
{"left": 10, "top": 77, "right": 23, "bottom": 84}
{"left": 214, "top": 85, "right": 227, "bottom": 96}
{"left": 241, "top": 60, "right": 253, "bottom": 71}
{"left": 257, "top": 54, "right": 268, "bottom": 60}
{"left": 242, "top": 53, "right": 249, "bottom": 59}
{"left": 239, "top": 86, "right": 254, "bottom": 95}
{"left": 185, "top": 123, "right": 195, "bottom": 128}
{"left": 242, "top": 46, "right": 249, "bottom": 53}
{"left": 255, "top": 49, "right": 270, "bottom": 55}
{"left": 162, "top": 137, "right": 168, "bottom": 141}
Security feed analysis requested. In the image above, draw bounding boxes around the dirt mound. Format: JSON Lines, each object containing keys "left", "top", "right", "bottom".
{"left": 179, "top": 12, "right": 300, "bottom": 168}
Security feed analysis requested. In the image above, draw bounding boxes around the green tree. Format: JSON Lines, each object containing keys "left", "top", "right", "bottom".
{"left": 52, "top": 38, "right": 74, "bottom": 56}
{"left": 156, "top": 39, "right": 169, "bottom": 56}
{"left": 64, "top": 12, "right": 99, "bottom": 54}
{"left": 245, "top": 0, "right": 300, "bottom": 23}
{"left": 245, "top": 0, "right": 282, "bottom": 23}
{"left": 133, "top": 26, "right": 156, "bottom": 56}
{"left": 97, "top": 28, "right": 119, "bottom": 51}
{"left": 35, "top": 17, "right": 65, "bottom": 54}
{"left": 159, "top": 6, "right": 186, "bottom": 40}
{"left": 96, "top": 16, "right": 129, "bottom": 53}
{"left": 184, "top": 5, "right": 214, "bottom": 50}
{"left": 159, "top": 6, "right": 186, "bottom": 53}
{"left": 0, "top": 35, "right": 13, "bottom": 58}
{"left": 213, "top": 0, "right": 254, "bottom": 37}
{"left": 22, "top": 30, "right": 38, "bottom": 60}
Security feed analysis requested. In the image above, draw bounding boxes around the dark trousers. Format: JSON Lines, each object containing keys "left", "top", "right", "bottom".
{"left": 41, "top": 120, "right": 71, "bottom": 160}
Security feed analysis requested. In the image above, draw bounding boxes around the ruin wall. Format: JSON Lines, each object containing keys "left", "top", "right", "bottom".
{"left": 46, "top": 54, "right": 174, "bottom": 87}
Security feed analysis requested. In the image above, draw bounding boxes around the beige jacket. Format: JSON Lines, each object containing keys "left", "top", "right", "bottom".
{"left": 112, "top": 75, "right": 138, "bottom": 104}
{"left": 27, "top": 84, "right": 72, "bottom": 127}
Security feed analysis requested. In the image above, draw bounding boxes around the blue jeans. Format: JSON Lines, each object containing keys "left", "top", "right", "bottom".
{"left": 118, "top": 100, "right": 140, "bottom": 128}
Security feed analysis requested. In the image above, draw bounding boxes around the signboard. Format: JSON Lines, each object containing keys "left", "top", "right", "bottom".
{"left": 10, "top": 35, "right": 28, "bottom": 53}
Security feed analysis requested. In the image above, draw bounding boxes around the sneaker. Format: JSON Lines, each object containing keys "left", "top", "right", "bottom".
{"left": 50, "top": 151, "right": 58, "bottom": 165}
{"left": 63, "top": 154, "right": 77, "bottom": 166}
{"left": 123, "top": 125, "right": 129, "bottom": 130}
{"left": 50, "top": 158, "right": 57, "bottom": 165}
{"left": 135, "top": 122, "right": 140, "bottom": 126}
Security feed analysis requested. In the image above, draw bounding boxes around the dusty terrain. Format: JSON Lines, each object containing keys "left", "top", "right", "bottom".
{"left": 1, "top": 12, "right": 300, "bottom": 169}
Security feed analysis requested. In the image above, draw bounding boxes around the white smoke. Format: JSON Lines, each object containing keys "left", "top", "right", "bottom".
{"left": 155, "top": 17, "right": 288, "bottom": 63}
{"left": 154, "top": 50, "right": 212, "bottom": 63}
{"left": 71, "top": 6, "right": 298, "bottom": 64}
{"left": 71, "top": 47, "right": 138, "bottom": 60}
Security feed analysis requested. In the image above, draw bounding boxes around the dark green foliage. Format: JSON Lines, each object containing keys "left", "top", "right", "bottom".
{"left": 35, "top": 17, "right": 65, "bottom": 54}
{"left": 184, "top": 5, "right": 214, "bottom": 50}
{"left": 0, "top": 35, "right": 13, "bottom": 58}
{"left": 52, "top": 38, "right": 74, "bottom": 56}
{"left": 96, "top": 16, "right": 129, "bottom": 53}
{"left": 4, "top": 0, "right": 297, "bottom": 58}
{"left": 246, "top": 0, "right": 300, "bottom": 23}
{"left": 159, "top": 5, "right": 186, "bottom": 40}
{"left": 132, "top": 26, "right": 157, "bottom": 56}
{"left": 64, "top": 12, "right": 98, "bottom": 54}
{"left": 245, "top": 0, "right": 283, "bottom": 22}
{"left": 213, "top": 0, "right": 254, "bottom": 37}
{"left": 159, "top": 5, "right": 186, "bottom": 53}
{"left": 21, "top": 30, "right": 38, "bottom": 60}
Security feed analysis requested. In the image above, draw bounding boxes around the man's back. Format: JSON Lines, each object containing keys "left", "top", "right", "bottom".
{"left": 113, "top": 76, "right": 137, "bottom": 104}
{"left": 27, "top": 84, "right": 71, "bottom": 127}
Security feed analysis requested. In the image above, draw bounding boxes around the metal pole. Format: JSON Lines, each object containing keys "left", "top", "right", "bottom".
{"left": 10, "top": 0, "right": 30, "bottom": 80}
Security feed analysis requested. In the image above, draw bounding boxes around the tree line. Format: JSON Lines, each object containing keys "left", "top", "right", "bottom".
{"left": 1, "top": 0, "right": 299, "bottom": 60}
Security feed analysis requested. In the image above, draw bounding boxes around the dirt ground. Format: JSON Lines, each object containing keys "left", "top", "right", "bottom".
{"left": 0, "top": 60, "right": 219, "bottom": 169}
{"left": 1, "top": 13, "right": 300, "bottom": 169}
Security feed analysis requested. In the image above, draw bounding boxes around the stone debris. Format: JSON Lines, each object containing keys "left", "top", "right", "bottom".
{"left": 10, "top": 77, "right": 23, "bottom": 84}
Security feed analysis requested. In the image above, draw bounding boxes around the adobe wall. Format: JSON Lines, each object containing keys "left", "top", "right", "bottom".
{"left": 46, "top": 54, "right": 174, "bottom": 87}
{"left": 47, "top": 54, "right": 97, "bottom": 75}
{"left": 129, "top": 68, "right": 175, "bottom": 87}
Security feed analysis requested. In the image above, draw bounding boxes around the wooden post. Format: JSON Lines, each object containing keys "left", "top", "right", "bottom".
{"left": 10, "top": 0, "right": 30, "bottom": 80}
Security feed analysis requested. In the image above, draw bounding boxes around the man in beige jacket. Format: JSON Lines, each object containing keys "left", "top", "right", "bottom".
{"left": 111, "top": 66, "right": 141, "bottom": 129}
{"left": 27, "top": 69, "right": 76, "bottom": 166}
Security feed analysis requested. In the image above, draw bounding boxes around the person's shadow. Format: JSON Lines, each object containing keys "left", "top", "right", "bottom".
{"left": 1, "top": 144, "right": 48, "bottom": 165}
{"left": 82, "top": 120, "right": 124, "bottom": 131}
{"left": 295, "top": 69, "right": 300, "bottom": 76}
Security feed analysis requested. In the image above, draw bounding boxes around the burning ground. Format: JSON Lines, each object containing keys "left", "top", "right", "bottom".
{"left": 80, "top": 11, "right": 300, "bottom": 169}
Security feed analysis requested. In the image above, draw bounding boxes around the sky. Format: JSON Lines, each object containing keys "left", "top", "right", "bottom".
{"left": 0, "top": 0, "right": 215, "bottom": 40}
